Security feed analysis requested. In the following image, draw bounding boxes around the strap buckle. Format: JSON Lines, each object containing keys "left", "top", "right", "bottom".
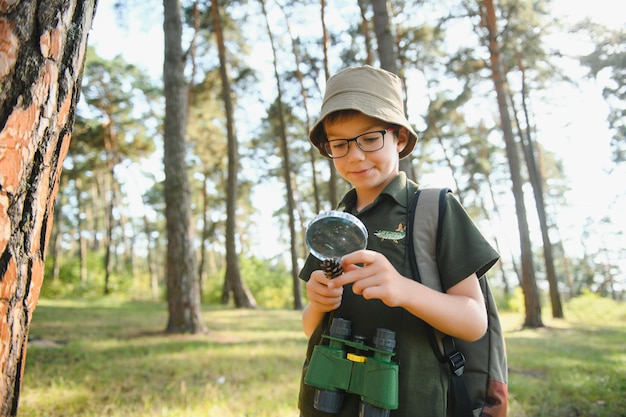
{"left": 447, "top": 350, "right": 466, "bottom": 377}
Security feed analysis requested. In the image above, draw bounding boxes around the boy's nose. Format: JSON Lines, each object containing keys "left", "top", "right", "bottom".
{"left": 346, "top": 141, "right": 365, "bottom": 159}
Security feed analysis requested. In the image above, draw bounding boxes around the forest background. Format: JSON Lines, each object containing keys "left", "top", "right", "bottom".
{"left": 0, "top": 0, "right": 622, "bottom": 415}
{"left": 42, "top": 0, "right": 625, "bottom": 326}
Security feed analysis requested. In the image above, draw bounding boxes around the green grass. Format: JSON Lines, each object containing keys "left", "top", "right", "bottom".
{"left": 21, "top": 297, "right": 626, "bottom": 417}
{"left": 502, "top": 310, "right": 626, "bottom": 417}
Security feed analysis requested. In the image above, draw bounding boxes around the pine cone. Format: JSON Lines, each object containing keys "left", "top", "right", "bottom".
{"left": 321, "top": 258, "right": 343, "bottom": 279}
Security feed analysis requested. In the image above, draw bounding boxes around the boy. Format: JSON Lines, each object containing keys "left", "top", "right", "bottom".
{"left": 298, "top": 66, "right": 500, "bottom": 417}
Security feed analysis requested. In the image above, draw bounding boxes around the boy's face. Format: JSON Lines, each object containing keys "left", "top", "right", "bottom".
{"left": 324, "top": 112, "right": 408, "bottom": 205}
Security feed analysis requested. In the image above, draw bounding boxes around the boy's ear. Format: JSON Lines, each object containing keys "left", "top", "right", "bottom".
{"left": 396, "top": 127, "right": 409, "bottom": 154}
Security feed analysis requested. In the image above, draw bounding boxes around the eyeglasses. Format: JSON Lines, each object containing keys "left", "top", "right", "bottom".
{"left": 322, "top": 127, "right": 398, "bottom": 159}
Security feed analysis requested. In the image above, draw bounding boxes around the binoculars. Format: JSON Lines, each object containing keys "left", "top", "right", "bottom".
{"left": 304, "top": 317, "right": 399, "bottom": 417}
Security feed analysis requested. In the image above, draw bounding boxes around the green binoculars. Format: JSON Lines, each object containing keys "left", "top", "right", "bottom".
{"left": 304, "top": 317, "right": 399, "bottom": 417}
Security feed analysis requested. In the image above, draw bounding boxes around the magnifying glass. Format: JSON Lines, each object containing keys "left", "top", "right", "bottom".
{"left": 305, "top": 211, "right": 368, "bottom": 265}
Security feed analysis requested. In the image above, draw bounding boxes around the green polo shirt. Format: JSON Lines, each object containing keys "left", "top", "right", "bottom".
{"left": 298, "top": 172, "right": 499, "bottom": 417}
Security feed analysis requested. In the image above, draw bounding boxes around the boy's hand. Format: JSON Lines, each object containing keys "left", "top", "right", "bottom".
{"left": 305, "top": 269, "right": 344, "bottom": 313}
{"left": 327, "top": 250, "right": 408, "bottom": 307}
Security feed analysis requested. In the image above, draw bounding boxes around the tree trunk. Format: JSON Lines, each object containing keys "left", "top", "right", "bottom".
{"left": 102, "top": 116, "right": 117, "bottom": 294}
{"left": 260, "top": 0, "right": 303, "bottom": 310}
{"left": 141, "top": 210, "right": 160, "bottom": 301}
{"left": 89, "top": 178, "right": 101, "bottom": 251}
{"left": 50, "top": 194, "right": 63, "bottom": 282}
{"left": 103, "top": 175, "right": 114, "bottom": 294}
{"left": 276, "top": 2, "right": 321, "bottom": 215}
{"left": 516, "top": 53, "right": 564, "bottom": 318}
{"left": 197, "top": 172, "right": 210, "bottom": 302}
{"left": 210, "top": 0, "right": 257, "bottom": 309}
{"left": 75, "top": 177, "right": 88, "bottom": 283}
{"left": 370, "top": 0, "right": 414, "bottom": 177}
{"left": 0, "top": 0, "right": 97, "bottom": 413}
{"left": 371, "top": 0, "right": 396, "bottom": 71}
{"left": 481, "top": 0, "right": 542, "bottom": 327}
{"left": 163, "top": 0, "right": 207, "bottom": 332}
{"left": 320, "top": 0, "right": 339, "bottom": 208}
{"left": 358, "top": 0, "right": 373, "bottom": 66}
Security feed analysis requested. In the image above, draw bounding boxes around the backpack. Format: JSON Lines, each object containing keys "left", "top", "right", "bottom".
{"left": 407, "top": 188, "right": 508, "bottom": 417}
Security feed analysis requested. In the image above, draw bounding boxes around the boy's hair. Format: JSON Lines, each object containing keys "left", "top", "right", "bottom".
{"left": 309, "top": 66, "right": 418, "bottom": 159}
{"left": 323, "top": 110, "right": 401, "bottom": 138}
{"left": 322, "top": 109, "right": 363, "bottom": 128}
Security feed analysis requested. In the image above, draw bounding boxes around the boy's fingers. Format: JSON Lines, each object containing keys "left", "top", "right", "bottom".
{"left": 328, "top": 269, "right": 363, "bottom": 289}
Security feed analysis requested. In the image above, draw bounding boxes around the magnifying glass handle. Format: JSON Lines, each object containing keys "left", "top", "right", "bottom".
{"left": 321, "top": 258, "right": 343, "bottom": 279}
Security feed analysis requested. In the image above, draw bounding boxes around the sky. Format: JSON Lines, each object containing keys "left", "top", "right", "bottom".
{"left": 86, "top": 1, "right": 625, "bottom": 265}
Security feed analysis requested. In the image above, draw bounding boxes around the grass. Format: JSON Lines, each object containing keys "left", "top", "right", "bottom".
{"left": 502, "top": 312, "right": 626, "bottom": 417}
{"left": 20, "top": 297, "right": 626, "bottom": 417}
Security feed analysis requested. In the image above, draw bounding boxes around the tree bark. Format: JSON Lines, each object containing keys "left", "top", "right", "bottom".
{"left": 197, "top": 172, "right": 209, "bottom": 302}
{"left": 75, "top": 177, "right": 88, "bottom": 283}
{"left": 276, "top": 2, "right": 321, "bottom": 215}
{"left": 371, "top": 0, "right": 396, "bottom": 72}
{"left": 370, "top": 0, "right": 414, "bottom": 177}
{"left": 163, "top": 0, "right": 207, "bottom": 332}
{"left": 320, "top": 0, "right": 339, "bottom": 209}
{"left": 260, "top": 0, "right": 303, "bottom": 310}
{"left": 0, "top": 0, "right": 98, "bottom": 413}
{"left": 481, "top": 0, "right": 543, "bottom": 327}
{"left": 516, "top": 53, "right": 564, "bottom": 318}
{"left": 210, "top": 0, "right": 257, "bottom": 309}
{"left": 357, "top": 0, "right": 373, "bottom": 66}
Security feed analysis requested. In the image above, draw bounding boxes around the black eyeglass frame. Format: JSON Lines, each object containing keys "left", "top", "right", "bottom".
{"left": 322, "top": 127, "right": 398, "bottom": 159}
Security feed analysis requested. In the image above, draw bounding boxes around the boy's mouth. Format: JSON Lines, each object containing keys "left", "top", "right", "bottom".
{"left": 353, "top": 166, "right": 373, "bottom": 173}
{"left": 349, "top": 168, "right": 374, "bottom": 178}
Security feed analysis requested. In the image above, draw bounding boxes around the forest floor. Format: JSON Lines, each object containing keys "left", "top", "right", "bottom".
{"left": 20, "top": 296, "right": 626, "bottom": 417}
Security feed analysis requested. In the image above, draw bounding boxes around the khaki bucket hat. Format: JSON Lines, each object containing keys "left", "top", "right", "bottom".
{"left": 309, "top": 65, "right": 418, "bottom": 159}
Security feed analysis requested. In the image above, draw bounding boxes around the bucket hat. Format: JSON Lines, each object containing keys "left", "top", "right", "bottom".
{"left": 309, "top": 65, "right": 418, "bottom": 159}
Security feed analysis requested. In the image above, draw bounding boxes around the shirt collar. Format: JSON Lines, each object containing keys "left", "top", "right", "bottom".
{"left": 338, "top": 172, "right": 416, "bottom": 212}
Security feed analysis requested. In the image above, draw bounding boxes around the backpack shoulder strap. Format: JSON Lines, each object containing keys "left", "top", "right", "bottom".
{"left": 408, "top": 187, "right": 474, "bottom": 417}
{"left": 409, "top": 188, "right": 448, "bottom": 291}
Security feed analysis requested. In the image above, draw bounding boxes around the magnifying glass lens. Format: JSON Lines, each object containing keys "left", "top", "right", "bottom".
{"left": 305, "top": 211, "right": 368, "bottom": 260}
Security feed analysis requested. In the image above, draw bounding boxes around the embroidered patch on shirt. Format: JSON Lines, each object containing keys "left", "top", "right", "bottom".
{"left": 374, "top": 223, "right": 406, "bottom": 242}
